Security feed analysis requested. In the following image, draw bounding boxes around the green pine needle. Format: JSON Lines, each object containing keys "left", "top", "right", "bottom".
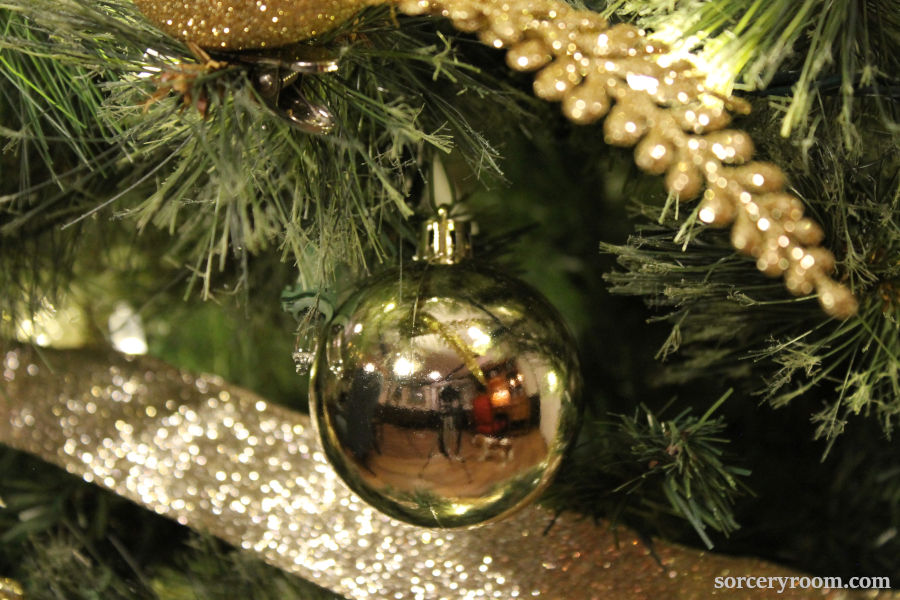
{"left": 1, "top": 1, "right": 534, "bottom": 308}
{"left": 545, "top": 391, "right": 750, "bottom": 549}
{"left": 601, "top": 121, "right": 900, "bottom": 446}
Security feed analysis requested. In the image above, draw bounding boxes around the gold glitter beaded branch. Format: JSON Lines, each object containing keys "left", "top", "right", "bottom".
{"left": 392, "top": 0, "right": 858, "bottom": 319}
{"left": 131, "top": 0, "right": 858, "bottom": 318}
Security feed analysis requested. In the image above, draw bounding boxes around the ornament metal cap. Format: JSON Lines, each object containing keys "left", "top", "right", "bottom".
{"left": 416, "top": 207, "right": 473, "bottom": 264}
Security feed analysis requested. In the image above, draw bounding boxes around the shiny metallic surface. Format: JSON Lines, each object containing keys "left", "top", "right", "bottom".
{"left": 311, "top": 261, "right": 582, "bottom": 528}
{"left": 281, "top": 93, "right": 335, "bottom": 134}
{"left": 416, "top": 207, "right": 473, "bottom": 264}
{"left": 253, "top": 67, "right": 335, "bottom": 134}
{"left": 0, "top": 578, "right": 24, "bottom": 600}
{"left": 239, "top": 47, "right": 342, "bottom": 74}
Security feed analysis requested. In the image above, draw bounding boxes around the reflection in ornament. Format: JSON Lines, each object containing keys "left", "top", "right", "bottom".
{"left": 311, "top": 212, "right": 581, "bottom": 528}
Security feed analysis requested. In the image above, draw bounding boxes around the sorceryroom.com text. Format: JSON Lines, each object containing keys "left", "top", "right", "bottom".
{"left": 714, "top": 575, "right": 890, "bottom": 594}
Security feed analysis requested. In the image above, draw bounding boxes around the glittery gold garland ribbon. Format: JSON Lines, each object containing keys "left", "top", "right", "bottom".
{"left": 1, "top": 342, "right": 884, "bottom": 600}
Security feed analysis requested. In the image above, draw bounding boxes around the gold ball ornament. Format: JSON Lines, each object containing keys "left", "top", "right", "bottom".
{"left": 310, "top": 212, "right": 582, "bottom": 528}
{"left": 133, "top": 0, "right": 371, "bottom": 50}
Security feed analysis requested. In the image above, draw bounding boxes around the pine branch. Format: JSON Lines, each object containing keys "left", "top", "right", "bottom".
{"left": 545, "top": 392, "right": 750, "bottom": 549}
{"left": 0, "top": 1, "right": 536, "bottom": 310}
{"left": 601, "top": 120, "right": 900, "bottom": 445}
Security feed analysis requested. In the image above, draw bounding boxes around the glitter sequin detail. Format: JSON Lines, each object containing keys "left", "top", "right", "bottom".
{"left": 1, "top": 343, "right": 880, "bottom": 599}
{"left": 391, "top": 0, "right": 857, "bottom": 319}
{"left": 132, "top": 0, "right": 367, "bottom": 49}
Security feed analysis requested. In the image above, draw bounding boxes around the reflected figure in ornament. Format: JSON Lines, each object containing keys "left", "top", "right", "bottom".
{"left": 350, "top": 347, "right": 554, "bottom": 510}
{"left": 341, "top": 366, "right": 383, "bottom": 468}
{"left": 437, "top": 384, "right": 465, "bottom": 459}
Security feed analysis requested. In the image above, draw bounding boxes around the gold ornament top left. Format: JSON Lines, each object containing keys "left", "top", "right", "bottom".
{"left": 132, "top": 0, "right": 370, "bottom": 49}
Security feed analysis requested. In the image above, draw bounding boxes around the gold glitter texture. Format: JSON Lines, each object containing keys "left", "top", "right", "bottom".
{"left": 392, "top": 0, "right": 858, "bottom": 319}
{"left": 132, "top": 0, "right": 368, "bottom": 49}
{"left": 2, "top": 342, "right": 891, "bottom": 599}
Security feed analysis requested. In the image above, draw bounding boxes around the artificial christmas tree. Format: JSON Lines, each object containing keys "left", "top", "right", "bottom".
{"left": 0, "top": 0, "right": 897, "bottom": 597}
